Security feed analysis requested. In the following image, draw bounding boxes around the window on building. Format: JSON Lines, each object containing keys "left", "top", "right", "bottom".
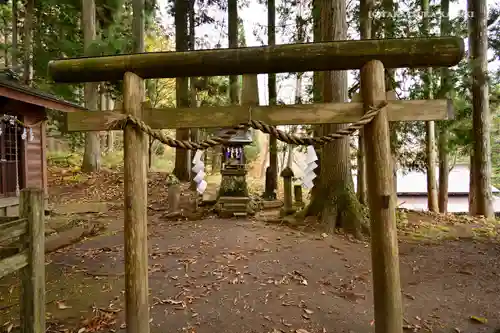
{"left": 0, "top": 117, "right": 23, "bottom": 197}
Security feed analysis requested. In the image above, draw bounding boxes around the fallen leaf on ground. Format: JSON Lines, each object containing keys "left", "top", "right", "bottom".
{"left": 295, "top": 329, "right": 310, "bottom": 333}
{"left": 57, "top": 301, "right": 72, "bottom": 309}
{"left": 469, "top": 316, "right": 487, "bottom": 324}
{"left": 403, "top": 293, "right": 416, "bottom": 300}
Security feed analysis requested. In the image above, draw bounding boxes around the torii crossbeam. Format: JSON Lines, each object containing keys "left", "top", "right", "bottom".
{"left": 48, "top": 36, "right": 464, "bottom": 333}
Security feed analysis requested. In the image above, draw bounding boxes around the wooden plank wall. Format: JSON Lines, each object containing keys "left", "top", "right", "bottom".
{"left": 25, "top": 123, "right": 43, "bottom": 189}
{"left": 1, "top": 101, "right": 47, "bottom": 198}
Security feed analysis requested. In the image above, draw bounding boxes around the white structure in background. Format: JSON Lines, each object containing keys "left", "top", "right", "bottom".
{"left": 353, "top": 164, "right": 500, "bottom": 213}
{"left": 192, "top": 150, "right": 207, "bottom": 194}
{"left": 394, "top": 164, "right": 500, "bottom": 213}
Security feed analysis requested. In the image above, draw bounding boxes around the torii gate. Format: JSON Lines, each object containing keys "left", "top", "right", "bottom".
{"left": 48, "top": 36, "right": 463, "bottom": 333}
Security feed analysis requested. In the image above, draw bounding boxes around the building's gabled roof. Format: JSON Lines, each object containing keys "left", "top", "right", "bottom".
{"left": 0, "top": 69, "right": 87, "bottom": 113}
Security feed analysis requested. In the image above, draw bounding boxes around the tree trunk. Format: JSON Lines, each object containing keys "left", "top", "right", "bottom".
{"left": 469, "top": 153, "right": 477, "bottom": 215}
{"left": 2, "top": 31, "right": 7, "bottom": 67}
{"left": 438, "top": 129, "right": 449, "bottom": 212}
{"left": 11, "top": 0, "right": 18, "bottom": 67}
{"left": 189, "top": 0, "right": 197, "bottom": 188}
{"left": 381, "top": 0, "right": 399, "bottom": 196}
{"left": 425, "top": 120, "right": 438, "bottom": 211}
{"left": 81, "top": 0, "right": 101, "bottom": 173}
{"left": 357, "top": 0, "right": 372, "bottom": 205}
{"left": 228, "top": 0, "right": 239, "bottom": 104}
{"left": 259, "top": 138, "right": 269, "bottom": 177}
{"left": 211, "top": 147, "right": 221, "bottom": 174}
{"left": 468, "top": 0, "right": 494, "bottom": 218}
{"left": 306, "top": 0, "right": 364, "bottom": 239}
{"left": 421, "top": 0, "right": 438, "bottom": 212}
{"left": 291, "top": 1, "right": 305, "bottom": 184}
{"left": 99, "top": 84, "right": 107, "bottom": 150}
{"left": 149, "top": 138, "right": 155, "bottom": 170}
{"left": 438, "top": 0, "right": 450, "bottom": 213}
{"left": 173, "top": 0, "right": 190, "bottom": 181}
{"left": 22, "top": 0, "right": 33, "bottom": 84}
{"left": 265, "top": 0, "right": 278, "bottom": 199}
{"left": 107, "top": 94, "right": 115, "bottom": 152}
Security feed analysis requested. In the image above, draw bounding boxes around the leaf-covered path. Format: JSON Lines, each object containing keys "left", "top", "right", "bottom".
{"left": 2, "top": 214, "right": 500, "bottom": 333}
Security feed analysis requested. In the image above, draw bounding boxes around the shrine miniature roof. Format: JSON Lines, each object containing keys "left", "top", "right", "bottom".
{"left": 217, "top": 128, "right": 253, "bottom": 144}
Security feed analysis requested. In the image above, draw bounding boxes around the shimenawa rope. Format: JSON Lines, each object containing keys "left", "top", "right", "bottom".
{"left": 109, "top": 101, "right": 388, "bottom": 150}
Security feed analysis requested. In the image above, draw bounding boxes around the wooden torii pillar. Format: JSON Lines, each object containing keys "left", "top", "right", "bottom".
{"left": 48, "top": 37, "right": 463, "bottom": 333}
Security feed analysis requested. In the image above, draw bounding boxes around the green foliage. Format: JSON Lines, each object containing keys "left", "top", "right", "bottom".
{"left": 47, "top": 151, "right": 82, "bottom": 168}
{"left": 244, "top": 130, "right": 260, "bottom": 164}
{"left": 3, "top": 0, "right": 499, "bottom": 187}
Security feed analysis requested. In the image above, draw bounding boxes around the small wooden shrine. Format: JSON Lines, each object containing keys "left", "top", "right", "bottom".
{"left": 217, "top": 128, "right": 252, "bottom": 217}
{"left": 0, "top": 69, "right": 86, "bottom": 215}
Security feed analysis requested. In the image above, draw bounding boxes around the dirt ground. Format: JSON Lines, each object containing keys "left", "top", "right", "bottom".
{"left": 1, "top": 171, "right": 500, "bottom": 333}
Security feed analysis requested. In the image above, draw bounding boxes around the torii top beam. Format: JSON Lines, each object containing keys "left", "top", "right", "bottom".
{"left": 48, "top": 37, "right": 464, "bottom": 83}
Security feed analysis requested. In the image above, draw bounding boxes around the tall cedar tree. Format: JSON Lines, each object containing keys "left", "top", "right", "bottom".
{"left": 422, "top": 0, "right": 439, "bottom": 211}
{"left": 81, "top": 0, "right": 101, "bottom": 172}
{"left": 357, "top": 0, "right": 372, "bottom": 204}
{"left": 468, "top": 0, "right": 494, "bottom": 218}
{"left": 305, "top": 0, "right": 365, "bottom": 239}
{"left": 266, "top": 0, "right": 278, "bottom": 199}
{"left": 438, "top": 0, "right": 451, "bottom": 212}
{"left": 173, "top": 0, "right": 191, "bottom": 181}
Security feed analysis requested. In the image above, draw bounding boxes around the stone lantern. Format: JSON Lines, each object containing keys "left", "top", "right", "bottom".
{"left": 217, "top": 128, "right": 253, "bottom": 216}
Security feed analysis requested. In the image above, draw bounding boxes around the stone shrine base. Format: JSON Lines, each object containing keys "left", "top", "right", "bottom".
{"left": 217, "top": 169, "right": 249, "bottom": 217}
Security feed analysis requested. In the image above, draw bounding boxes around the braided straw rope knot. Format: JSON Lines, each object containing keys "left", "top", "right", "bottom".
{"left": 110, "top": 100, "right": 388, "bottom": 150}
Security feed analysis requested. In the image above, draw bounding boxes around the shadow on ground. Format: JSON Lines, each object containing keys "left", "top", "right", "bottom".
{"left": 1, "top": 215, "right": 500, "bottom": 333}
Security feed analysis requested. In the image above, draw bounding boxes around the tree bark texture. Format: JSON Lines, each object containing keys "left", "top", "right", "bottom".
{"left": 357, "top": 0, "right": 372, "bottom": 205}
{"left": 81, "top": 0, "right": 101, "bottom": 173}
{"left": 173, "top": 0, "right": 191, "bottom": 181}
{"left": 132, "top": 0, "right": 145, "bottom": 53}
{"left": 469, "top": 152, "right": 477, "bottom": 215}
{"left": 22, "top": 0, "right": 33, "bottom": 84}
{"left": 228, "top": 0, "right": 240, "bottom": 105}
{"left": 306, "top": 0, "right": 364, "bottom": 239}
{"left": 438, "top": 0, "right": 450, "bottom": 213}
{"left": 382, "top": 0, "right": 399, "bottom": 196}
{"left": 422, "top": 0, "right": 438, "bottom": 212}
{"left": 106, "top": 94, "right": 115, "bottom": 152}
{"left": 467, "top": 0, "right": 494, "bottom": 218}
{"left": 189, "top": 0, "right": 198, "bottom": 187}
{"left": 266, "top": 0, "right": 278, "bottom": 199}
{"left": 11, "top": 0, "right": 18, "bottom": 67}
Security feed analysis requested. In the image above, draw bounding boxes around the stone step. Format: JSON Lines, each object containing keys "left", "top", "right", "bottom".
{"left": 220, "top": 201, "right": 248, "bottom": 205}
{"left": 219, "top": 196, "right": 249, "bottom": 202}
{"left": 221, "top": 204, "right": 247, "bottom": 209}
{"left": 233, "top": 212, "right": 247, "bottom": 217}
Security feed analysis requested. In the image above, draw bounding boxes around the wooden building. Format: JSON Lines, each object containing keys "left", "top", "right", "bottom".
{"left": 0, "top": 73, "right": 86, "bottom": 215}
